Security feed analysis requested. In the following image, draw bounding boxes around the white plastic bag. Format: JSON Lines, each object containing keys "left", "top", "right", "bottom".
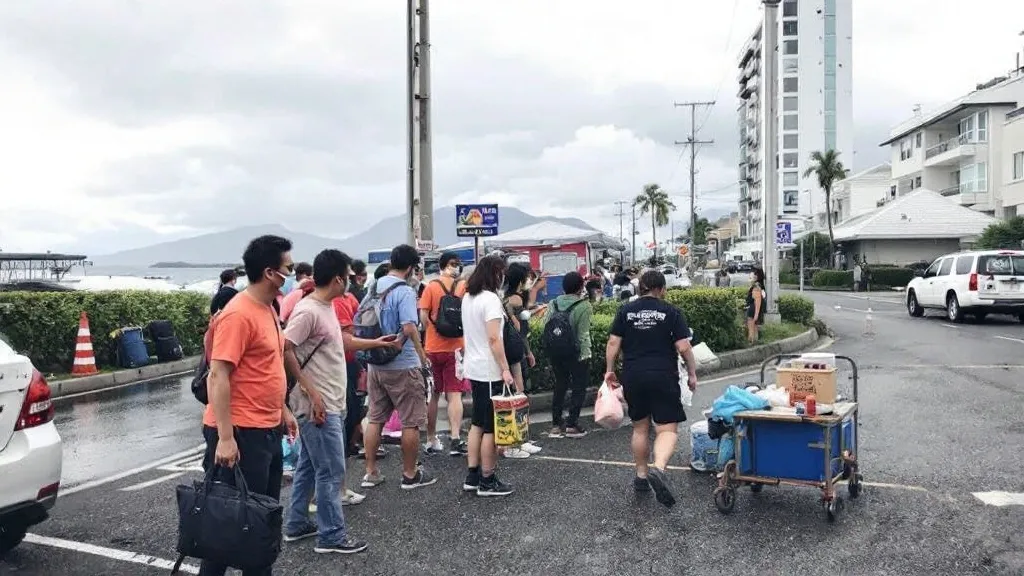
{"left": 594, "top": 379, "right": 626, "bottom": 429}
{"left": 691, "top": 342, "right": 717, "bottom": 366}
{"left": 677, "top": 357, "right": 694, "bottom": 407}
{"left": 755, "top": 384, "right": 790, "bottom": 408}
{"left": 454, "top": 349, "right": 465, "bottom": 380}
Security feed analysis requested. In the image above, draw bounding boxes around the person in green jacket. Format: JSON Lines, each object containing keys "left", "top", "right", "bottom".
{"left": 546, "top": 271, "right": 593, "bottom": 438}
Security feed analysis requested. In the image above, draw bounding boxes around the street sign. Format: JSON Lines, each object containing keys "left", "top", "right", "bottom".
{"left": 415, "top": 239, "right": 436, "bottom": 252}
{"left": 456, "top": 204, "right": 499, "bottom": 237}
{"left": 776, "top": 221, "right": 792, "bottom": 245}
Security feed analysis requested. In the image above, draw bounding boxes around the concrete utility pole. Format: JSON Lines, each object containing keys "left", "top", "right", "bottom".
{"left": 631, "top": 201, "right": 638, "bottom": 263}
{"left": 762, "top": 0, "right": 781, "bottom": 322}
{"left": 407, "top": 0, "right": 434, "bottom": 246}
{"left": 614, "top": 200, "right": 629, "bottom": 265}
{"left": 674, "top": 101, "right": 715, "bottom": 245}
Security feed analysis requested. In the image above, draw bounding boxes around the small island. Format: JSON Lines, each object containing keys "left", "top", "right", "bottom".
{"left": 150, "top": 261, "right": 241, "bottom": 269}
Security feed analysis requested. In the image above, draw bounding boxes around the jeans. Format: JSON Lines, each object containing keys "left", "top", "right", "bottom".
{"left": 284, "top": 412, "right": 348, "bottom": 547}
{"left": 199, "top": 425, "right": 283, "bottom": 576}
{"left": 551, "top": 357, "right": 589, "bottom": 429}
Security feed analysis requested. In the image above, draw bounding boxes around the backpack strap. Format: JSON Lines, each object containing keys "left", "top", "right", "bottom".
{"left": 432, "top": 278, "right": 453, "bottom": 297}
{"left": 565, "top": 298, "right": 586, "bottom": 312}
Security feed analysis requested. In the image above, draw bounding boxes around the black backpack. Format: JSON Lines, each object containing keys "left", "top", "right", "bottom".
{"left": 542, "top": 298, "right": 586, "bottom": 360}
{"left": 432, "top": 279, "right": 464, "bottom": 338}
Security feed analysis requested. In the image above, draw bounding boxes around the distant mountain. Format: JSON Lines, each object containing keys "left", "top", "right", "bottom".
{"left": 95, "top": 207, "right": 598, "bottom": 266}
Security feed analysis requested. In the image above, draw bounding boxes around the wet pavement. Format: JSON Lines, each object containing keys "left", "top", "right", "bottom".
{"left": 4, "top": 290, "right": 1024, "bottom": 574}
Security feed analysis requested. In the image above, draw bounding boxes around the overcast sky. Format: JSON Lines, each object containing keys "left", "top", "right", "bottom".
{"left": 1, "top": 0, "right": 1022, "bottom": 254}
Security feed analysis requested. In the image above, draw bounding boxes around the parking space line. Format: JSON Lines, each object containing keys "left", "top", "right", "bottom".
{"left": 973, "top": 491, "right": 1024, "bottom": 507}
{"left": 942, "top": 324, "right": 959, "bottom": 329}
{"left": 120, "top": 472, "right": 185, "bottom": 492}
{"left": 60, "top": 444, "right": 205, "bottom": 497}
{"left": 994, "top": 335, "right": 1024, "bottom": 344}
{"left": 23, "top": 533, "right": 200, "bottom": 574}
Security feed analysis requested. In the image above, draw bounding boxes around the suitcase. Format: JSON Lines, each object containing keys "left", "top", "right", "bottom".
{"left": 116, "top": 327, "right": 150, "bottom": 368}
{"left": 148, "top": 320, "right": 176, "bottom": 340}
{"left": 155, "top": 335, "right": 184, "bottom": 362}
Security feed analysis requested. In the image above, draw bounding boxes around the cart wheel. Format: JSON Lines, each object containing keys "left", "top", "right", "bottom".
{"left": 714, "top": 486, "right": 737, "bottom": 514}
{"left": 824, "top": 497, "right": 844, "bottom": 522}
{"left": 750, "top": 483, "right": 764, "bottom": 493}
{"left": 848, "top": 473, "right": 863, "bottom": 499}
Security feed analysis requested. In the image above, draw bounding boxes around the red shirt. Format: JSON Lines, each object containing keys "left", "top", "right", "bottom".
{"left": 332, "top": 293, "right": 360, "bottom": 362}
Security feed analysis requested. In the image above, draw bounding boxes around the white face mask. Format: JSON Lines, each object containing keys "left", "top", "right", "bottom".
{"left": 524, "top": 279, "right": 535, "bottom": 290}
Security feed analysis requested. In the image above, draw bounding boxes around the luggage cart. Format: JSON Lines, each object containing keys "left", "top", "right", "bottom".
{"left": 712, "top": 354, "right": 862, "bottom": 522}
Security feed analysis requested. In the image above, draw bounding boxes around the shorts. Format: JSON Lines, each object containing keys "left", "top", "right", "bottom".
{"left": 469, "top": 380, "right": 501, "bottom": 434}
{"left": 427, "top": 352, "right": 470, "bottom": 394}
{"left": 622, "top": 370, "right": 686, "bottom": 425}
{"left": 367, "top": 367, "right": 428, "bottom": 429}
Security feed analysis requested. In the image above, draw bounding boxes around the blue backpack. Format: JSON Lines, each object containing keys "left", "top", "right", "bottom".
{"left": 354, "top": 282, "right": 405, "bottom": 365}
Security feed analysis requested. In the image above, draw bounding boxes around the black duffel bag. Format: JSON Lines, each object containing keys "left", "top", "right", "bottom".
{"left": 172, "top": 464, "right": 283, "bottom": 573}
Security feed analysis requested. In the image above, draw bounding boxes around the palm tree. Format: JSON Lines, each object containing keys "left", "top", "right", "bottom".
{"left": 634, "top": 183, "right": 675, "bottom": 259}
{"left": 803, "top": 149, "right": 850, "bottom": 252}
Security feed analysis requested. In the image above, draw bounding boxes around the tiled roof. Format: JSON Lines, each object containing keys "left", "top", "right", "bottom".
{"left": 831, "top": 189, "right": 998, "bottom": 241}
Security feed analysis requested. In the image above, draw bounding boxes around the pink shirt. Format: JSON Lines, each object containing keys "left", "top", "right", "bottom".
{"left": 280, "top": 279, "right": 315, "bottom": 324}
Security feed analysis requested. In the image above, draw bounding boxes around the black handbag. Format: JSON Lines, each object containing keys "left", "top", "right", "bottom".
{"left": 502, "top": 309, "right": 526, "bottom": 365}
{"left": 172, "top": 464, "right": 283, "bottom": 573}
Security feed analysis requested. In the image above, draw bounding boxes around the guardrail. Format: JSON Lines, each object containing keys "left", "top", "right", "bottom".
{"left": 925, "top": 134, "right": 974, "bottom": 160}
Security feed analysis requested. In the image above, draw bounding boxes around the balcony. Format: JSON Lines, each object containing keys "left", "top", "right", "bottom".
{"left": 1007, "top": 106, "right": 1024, "bottom": 122}
{"left": 938, "top": 185, "right": 960, "bottom": 197}
{"left": 924, "top": 134, "right": 980, "bottom": 167}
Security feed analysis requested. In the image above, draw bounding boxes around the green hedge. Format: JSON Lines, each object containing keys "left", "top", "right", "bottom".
{"left": 869, "top": 266, "right": 915, "bottom": 288}
{"left": 812, "top": 270, "right": 854, "bottom": 288}
{"left": 0, "top": 291, "right": 210, "bottom": 373}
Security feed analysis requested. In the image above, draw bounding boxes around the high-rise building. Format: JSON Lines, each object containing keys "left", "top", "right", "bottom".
{"left": 736, "top": 0, "right": 853, "bottom": 249}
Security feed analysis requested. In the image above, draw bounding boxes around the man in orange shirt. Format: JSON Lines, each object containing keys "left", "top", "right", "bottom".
{"left": 418, "top": 251, "right": 470, "bottom": 456}
{"left": 202, "top": 235, "right": 299, "bottom": 576}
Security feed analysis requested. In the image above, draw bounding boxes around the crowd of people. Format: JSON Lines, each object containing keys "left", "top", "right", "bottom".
{"left": 197, "top": 235, "right": 701, "bottom": 575}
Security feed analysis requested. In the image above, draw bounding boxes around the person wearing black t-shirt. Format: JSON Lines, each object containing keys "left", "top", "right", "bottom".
{"left": 604, "top": 270, "right": 698, "bottom": 509}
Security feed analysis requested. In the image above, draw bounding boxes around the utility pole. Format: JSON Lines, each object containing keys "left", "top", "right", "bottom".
{"left": 674, "top": 101, "right": 715, "bottom": 248}
{"left": 407, "top": 0, "right": 434, "bottom": 246}
{"left": 762, "top": 0, "right": 781, "bottom": 322}
{"left": 631, "top": 201, "right": 637, "bottom": 264}
{"left": 614, "top": 200, "right": 629, "bottom": 265}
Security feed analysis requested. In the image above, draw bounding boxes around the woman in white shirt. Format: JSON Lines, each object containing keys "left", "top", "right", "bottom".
{"left": 460, "top": 255, "right": 516, "bottom": 497}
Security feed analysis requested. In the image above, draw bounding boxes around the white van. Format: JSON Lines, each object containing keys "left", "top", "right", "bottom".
{"left": 905, "top": 250, "right": 1024, "bottom": 323}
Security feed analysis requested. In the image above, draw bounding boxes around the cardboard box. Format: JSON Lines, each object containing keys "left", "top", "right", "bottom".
{"left": 776, "top": 367, "right": 837, "bottom": 403}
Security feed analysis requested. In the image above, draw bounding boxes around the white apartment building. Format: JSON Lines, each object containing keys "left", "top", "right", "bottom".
{"left": 880, "top": 74, "right": 1024, "bottom": 219}
{"left": 737, "top": 0, "right": 854, "bottom": 245}
{"left": 828, "top": 162, "right": 891, "bottom": 224}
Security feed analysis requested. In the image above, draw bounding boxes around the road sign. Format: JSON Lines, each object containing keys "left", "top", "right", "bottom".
{"left": 415, "top": 239, "right": 436, "bottom": 252}
{"left": 456, "top": 204, "right": 499, "bottom": 237}
{"left": 776, "top": 221, "right": 792, "bottom": 245}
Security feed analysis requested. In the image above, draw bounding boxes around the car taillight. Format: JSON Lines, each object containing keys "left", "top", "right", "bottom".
{"left": 969, "top": 273, "right": 978, "bottom": 291}
{"left": 15, "top": 370, "right": 54, "bottom": 430}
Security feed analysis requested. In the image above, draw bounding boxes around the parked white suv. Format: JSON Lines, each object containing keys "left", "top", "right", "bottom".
{"left": 905, "top": 250, "right": 1024, "bottom": 323}
{"left": 0, "top": 339, "right": 62, "bottom": 557}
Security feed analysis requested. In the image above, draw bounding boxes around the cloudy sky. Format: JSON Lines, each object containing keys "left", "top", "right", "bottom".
{"left": 1, "top": 0, "right": 1022, "bottom": 255}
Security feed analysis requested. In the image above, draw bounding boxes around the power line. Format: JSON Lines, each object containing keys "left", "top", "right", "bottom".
{"left": 674, "top": 101, "right": 715, "bottom": 243}
{"left": 695, "top": 0, "right": 744, "bottom": 134}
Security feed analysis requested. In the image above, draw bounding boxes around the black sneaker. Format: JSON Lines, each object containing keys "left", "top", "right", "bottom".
{"left": 463, "top": 468, "right": 481, "bottom": 491}
{"left": 356, "top": 446, "right": 387, "bottom": 460}
{"left": 477, "top": 475, "right": 514, "bottom": 497}
{"left": 647, "top": 467, "right": 676, "bottom": 508}
{"left": 449, "top": 438, "right": 468, "bottom": 456}
{"left": 633, "top": 476, "right": 652, "bottom": 492}
{"left": 401, "top": 469, "right": 438, "bottom": 490}
{"left": 314, "top": 536, "right": 368, "bottom": 555}
{"left": 283, "top": 523, "right": 318, "bottom": 543}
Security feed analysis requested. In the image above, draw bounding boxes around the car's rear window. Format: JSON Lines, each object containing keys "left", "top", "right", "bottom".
{"left": 978, "top": 254, "right": 1024, "bottom": 275}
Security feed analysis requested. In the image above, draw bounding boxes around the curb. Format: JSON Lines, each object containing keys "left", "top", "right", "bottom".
{"left": 50, "top": 356, "right": 201, "bottom": 398}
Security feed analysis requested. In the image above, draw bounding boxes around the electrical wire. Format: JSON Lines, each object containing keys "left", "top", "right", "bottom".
{"left": 695, "top": 0, "right": 744, "bottom": 134}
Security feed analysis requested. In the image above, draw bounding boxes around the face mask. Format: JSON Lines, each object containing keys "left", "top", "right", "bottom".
{"left": 273, "top": 270, "right": 295, "bottom": 294}
{"left": 524, "top": 279, "right": 535, "bottom": 290}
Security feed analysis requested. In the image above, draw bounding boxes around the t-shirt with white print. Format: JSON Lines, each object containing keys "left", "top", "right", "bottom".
{"left": 461, "top": 290, "right": 505, "bottom": 383}
{"left": 283, "top": 296, "right": 348, "bottom": 416}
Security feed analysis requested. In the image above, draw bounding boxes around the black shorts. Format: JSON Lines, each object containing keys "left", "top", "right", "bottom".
{"left": 470, "top": 380, "right": 500, "bottom": 433}
{"left": 622, "top": 371, "right": 686, "bottom": 425}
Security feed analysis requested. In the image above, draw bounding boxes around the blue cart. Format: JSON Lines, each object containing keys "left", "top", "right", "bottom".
{"left": 713, "top": 354, "right": 862, "bottom": 522}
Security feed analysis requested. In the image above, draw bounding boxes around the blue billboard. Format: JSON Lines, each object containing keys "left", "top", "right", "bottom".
{"left": 456, "top": 204, "right": 499, "bottom": 237}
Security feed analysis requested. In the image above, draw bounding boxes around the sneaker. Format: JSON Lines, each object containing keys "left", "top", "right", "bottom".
{"left": 647, "top": 467, "right": 676, "bottom": 508}
{"left": 401, "top": 469, "right": 438, "bottom": 490}
{"left": 633, "top": 476, "right": 652, "bottom": 492}
{"left": 283, "top": 523, "right": 318, "bottom": 543}
{"left": 449, "top": 438, "right": 468, "bottom": 456}
{"left": 521, "top": 441, "right": 542, "bottom": 454}
{"left": 463, "top": 468, "right": 481, "bottom": 491}
{"left": 548, "top": 426, "right": 565, "bottom": 438}
{"left": 342, "top": 489, "right": 365, "bottom": 506}
{"left": 356, "top": 446, "right": 388, "bottom": 460}
{"left": 424, "top": 437, "right": 444, "bottom": 455}
{"left": 477, "top": 475, "right": 514, "bottom": 497}
{"left": 361, "top": 471, "right": 385, "bottom": 488}
{"left": 564, "top": 426, "right": 588, "bottom": 439}
{"left": 314, "top": 536, "right": 368, "bottom": 555}
{"left": 502, "top": 447, "right": 531, "bottom": 459}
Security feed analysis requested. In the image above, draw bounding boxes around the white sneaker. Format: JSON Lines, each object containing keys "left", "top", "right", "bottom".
{"left": 342, "top": 489, "right": 366, "bottom": 506}
{"left": 521, "top": 442, "right": 542, "bottom": 454}
{"left": 503, "top": 447, "right": 531, "bottom": 459}
{"left": 424, "top": 437, "right": 444, "bottom": 454}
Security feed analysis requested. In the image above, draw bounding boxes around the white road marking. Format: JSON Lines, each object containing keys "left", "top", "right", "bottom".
{"left": 119, "top": 472, "right": 185, "bottom": 492}
{"left": 158, "top": 455, "right": 205, "bottom": 473}
{"left": 973, "top": 491, "right": 1024, "bottom": 507}
{"left": 22, "top": 533, "right": 200, "bottom": 574}
{"left": 942, "top": 324, "right": 959, "bottom": 329}
{"left": 60, "top": 444, "right": 205, "bottom": 497}
{"left": 994, "top": 335, "right": 1024, "bottom": 344}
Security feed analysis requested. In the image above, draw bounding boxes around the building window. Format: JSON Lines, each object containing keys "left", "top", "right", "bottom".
{"left": 915, "top": 133, "right": 922, "bottom": 148}
{"left": 783, "top": 77, "right": 798, "bottom": 93}
{"left": 824, "top": 14, "right": 836, "bottom": 34}
{"left": 824, "top": 111, "right": 836, "bottom": 132}
{"left": 915, "top": 176, "right": 922, "bottom": 188}
{"left": 783, "top": 40, "right": 798, "bottom": 55}
{"left": 783, "top": 58, "right": 798, "bottom": 74}
{"left": 961, "top": 162, "right": 988, "bottom": 192}
{"left": 783, "top": 190, "right": 799, "bottom": 213}
{"left": 890, "top": 185, "right": 897, "bottom": 198}
{"left": 959, "top": 115, "right": 975, "bottom": 142}
{"left": 824, "top": 90, "right": 836, "bottom": 111}
{"left": 977, "top": 111, "right": 988, "bottom": 142}
{"left": 783, "top": 134, "right": 799, "bottom": 149}
{"left": 825, "top": 131, "right": 836, "bottom": 151}
{"left": 900, "top": 139, "right": 914, "bottom": 161}
{"left": 783, "top": 153, "right": 798, "bottom": 168}
{"left": 824, "top": 74, "right": 836, "bottom": 90}
{"left": 782, "top": 0, "right": 797, "bottom": 17}
{"left": 783, "top": 96, "right": 798, "bottom": 111}
{"left": 783, "top": 114, "right": 798, "bottom": 130}
{"left": 783, "top": 21, "right": 798, "bottom": 36}
{"left": 783, "top": 172, "right": 799, "bottom": 187}
{"left": 1013, "top": 151, "right": 1024, "bottom": 180}
{"left": 824, "top": 35, "right": 836, "bottom": 57}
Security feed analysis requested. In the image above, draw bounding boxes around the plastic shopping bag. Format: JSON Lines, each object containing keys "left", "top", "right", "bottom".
{"left": 594, "top": 379, "right": 625, "bottom": 429}
{"left": 454, "top": 349, "right": 465, "bottom": 380}
{"left": 677, "top": 357, "right": 693, "bottom": 407}
{"left": 491, "top": 385, "right": 530, "bottom": 447}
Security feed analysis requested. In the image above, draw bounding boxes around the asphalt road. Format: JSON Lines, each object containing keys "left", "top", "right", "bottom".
{"left": 3, "top": 290, "right": 1024, "bottom": 575}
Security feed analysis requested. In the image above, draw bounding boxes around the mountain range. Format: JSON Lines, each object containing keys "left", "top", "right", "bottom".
{"left": 94, "top": 206, "right": 597, "bottom": 266}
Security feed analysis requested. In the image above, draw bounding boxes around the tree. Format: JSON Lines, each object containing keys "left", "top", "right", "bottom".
{"left": 803, "top": 149, "right": 850, "bottom": 252}
{"left": 976, "top": 216, "right": 1024, "bottom": 249}
{"left": 634, "top": 183, "right": 675, "bottom": 259}
{"left": 795, "top": 232, "right": 831, "bottom": 268}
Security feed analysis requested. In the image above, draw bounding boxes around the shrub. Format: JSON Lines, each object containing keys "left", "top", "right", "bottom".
{"left": 812, "top": 270, "right": 853, "bottom": 288}
{"left": 778, "top": 294, "right": 815, "bottom": 325}
{"left": 0, "top": 290, "right": 210, "bottom": 373}
{"left": 591, "top": 299, "right": 622, "bottom": 316}
{"left": 868, "top": 266, "right": 914, "bottom": 288}
{"left": 779, "top": 272, "right": 800, "bottom": 285}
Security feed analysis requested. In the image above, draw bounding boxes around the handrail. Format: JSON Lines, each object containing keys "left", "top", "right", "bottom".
{"left": 924, "top": 133, "right": 976, "bottom": 159}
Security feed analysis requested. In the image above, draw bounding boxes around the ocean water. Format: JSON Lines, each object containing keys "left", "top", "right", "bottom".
{"left": 74, "top": 265, "right": 224, "bottom": 285}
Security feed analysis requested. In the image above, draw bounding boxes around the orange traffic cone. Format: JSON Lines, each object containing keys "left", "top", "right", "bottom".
{"left": 71, "top": 311, "right": 98, "bottom": 376}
